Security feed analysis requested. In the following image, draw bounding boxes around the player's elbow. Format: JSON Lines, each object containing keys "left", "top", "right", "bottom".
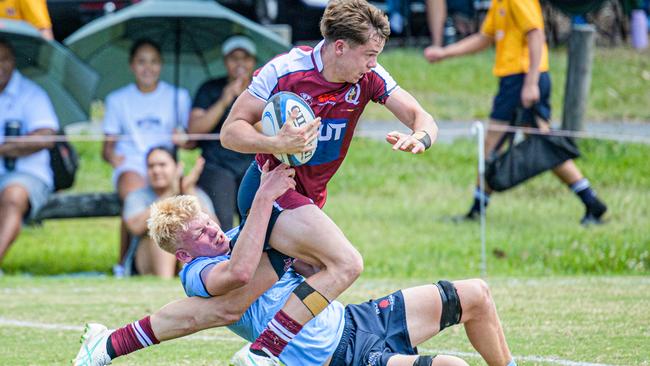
{"left": 526, "top": 28, "right": 545, "bottom": 44}
{"left": 229, "top": 268, "right": 253, "bottom": 288}
{"left": 220, "top": 121, "right": 236, "bottom": 150}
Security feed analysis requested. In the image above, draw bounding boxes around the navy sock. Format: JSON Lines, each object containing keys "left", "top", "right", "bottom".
{"left": 106, "top": 337, "right": 116, "bottom": 359}
{"left": 570, "top": 179, "right": 597, "bottom": 206}
{"left": 470, "top": 187, "right": 490, "bottom": 213}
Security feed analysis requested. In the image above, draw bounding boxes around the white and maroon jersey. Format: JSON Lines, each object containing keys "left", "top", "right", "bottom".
{"left": 248, "top": 40, "right": 399, "bottom": 208}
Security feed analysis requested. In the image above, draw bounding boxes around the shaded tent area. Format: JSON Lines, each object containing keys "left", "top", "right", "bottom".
{"left": 0, "top": 19, "right": 98, "bottom": 127}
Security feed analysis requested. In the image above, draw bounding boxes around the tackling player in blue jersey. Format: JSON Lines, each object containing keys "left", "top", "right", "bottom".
{"left": 74, "top": 194, "right": 517, "bottom": 366}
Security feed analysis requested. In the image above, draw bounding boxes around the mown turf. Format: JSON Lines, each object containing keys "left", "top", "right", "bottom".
{"left": 0, "top": 276, "right": 648, "bottom": 365}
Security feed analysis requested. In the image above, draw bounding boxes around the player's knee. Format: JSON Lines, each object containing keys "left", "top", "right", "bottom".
{"left": 431, "top": 355, "right": 469, "bottom": 366}
{"left": 195, "top": 306, "right": 244, "bottom": 329}
{"left": 0, "top": 185, "right": 29, "bottom": 209}
{"left": 465, "top": 278, "right": 494, "bottom": 317}
{"left": 337, "top": 248, "right": 363, "bottom": 283}
{"left": 221, "top": 305, "right": 248, "bottom": 325}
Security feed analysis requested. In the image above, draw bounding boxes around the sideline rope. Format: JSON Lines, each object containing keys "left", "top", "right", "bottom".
{"left": 2, "top": 123, "right": 649, "bottom": 144}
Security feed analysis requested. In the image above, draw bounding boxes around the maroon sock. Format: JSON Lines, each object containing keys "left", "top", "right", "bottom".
{"left": 108, "top": 316, "right": 160, "bottom": 358}
{"left": 250, "top": 310, "right": 303, "bottom": 357}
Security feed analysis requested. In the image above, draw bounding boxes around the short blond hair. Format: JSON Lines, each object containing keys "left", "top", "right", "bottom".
{"left": 148, "top": 195, "right": 201, "bottom": 254}
{"left": 320, "top": 0, "right": 390, "bottom": 45}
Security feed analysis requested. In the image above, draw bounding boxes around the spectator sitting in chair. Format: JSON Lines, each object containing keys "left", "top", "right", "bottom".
{"left": 188, "top": 35, "right": 256, "bottom": 231}
{"left": 424, "top": 0, "right": 608, "bottom": 225}
{"left": 122, "top": 145, "right": 215, "bottom": 279}
{"left": 0, "top": 37, "right": 58, "bottom": 271}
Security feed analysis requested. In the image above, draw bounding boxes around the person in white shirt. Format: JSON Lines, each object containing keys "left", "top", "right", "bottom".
{"left": 101, "top": 39, "right": 191, "bottom": 268}
{"left": 0, "top": 38, "right": 58, "bottom": 268}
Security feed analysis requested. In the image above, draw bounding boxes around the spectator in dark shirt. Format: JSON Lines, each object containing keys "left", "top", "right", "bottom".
{"left": 188, "top": 36, "right": 257, "bottom": 230}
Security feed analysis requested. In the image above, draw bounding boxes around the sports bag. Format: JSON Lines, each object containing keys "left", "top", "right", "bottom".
{"left": 485, "top": 108, "right": 581, "bottom": 192}
{"left": 49, "top": 132, "right": 79, "bottom": 191}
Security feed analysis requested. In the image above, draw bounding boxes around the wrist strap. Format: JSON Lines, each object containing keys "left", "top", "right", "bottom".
{"left": 412, "top": 131, "right": 432, "bottom": 150}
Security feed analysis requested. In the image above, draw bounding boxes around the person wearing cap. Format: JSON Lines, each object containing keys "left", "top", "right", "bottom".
{"left": 188, "top": 35, "right": 257, "bottom": 231}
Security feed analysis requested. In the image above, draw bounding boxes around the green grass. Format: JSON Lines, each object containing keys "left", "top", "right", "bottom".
{"left": 0, "top": 275, "right": 649, "bottom": 365}
{"left": 363, "top": 47, "right": 650, "bottom": 122}
{"left": 2, "top": 138, "right": 649, "bottom": 277}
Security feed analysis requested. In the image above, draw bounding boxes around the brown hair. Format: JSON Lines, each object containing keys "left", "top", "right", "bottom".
{"left": 148, "top": 195, "right": 201, "bottom": 253}
{"left": 129, "top": 38, "right": 162, "bottom": 63}
{"left": 320, "top": 0, "right": 390, "bottom": 45}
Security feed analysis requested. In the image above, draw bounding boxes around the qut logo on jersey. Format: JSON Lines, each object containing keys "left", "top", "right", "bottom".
{"left": 307, "top": 118, "right": 348, "bottom": 165}
{"left": 318, "top": 121, "right": 346, "bottom": 142}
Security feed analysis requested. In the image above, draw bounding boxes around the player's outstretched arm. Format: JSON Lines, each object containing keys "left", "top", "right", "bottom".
{"left": 425, "top": 33, "right": 493, "bottom": 63}
{"left": 202, "top": 162, "right": 295, "bottom": 296}
{"left": 384, "top": 89, "right": 438, "bottom": 154}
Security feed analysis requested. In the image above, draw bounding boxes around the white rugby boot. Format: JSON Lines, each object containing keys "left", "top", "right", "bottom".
{"left": 72, "top": 323, "right": 113, "bottom": 366}
{"left": 230, "top": 343, "right": 285, "bottom": 366}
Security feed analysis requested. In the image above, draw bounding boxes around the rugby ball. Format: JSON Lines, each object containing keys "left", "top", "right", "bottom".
{"left": 261, "top": 91, "right": 318, "bottom": 166}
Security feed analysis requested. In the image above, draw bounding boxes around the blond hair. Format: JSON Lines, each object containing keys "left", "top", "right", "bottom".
{"left": 148, "top": 195, "right": 201, "bottom": 254}
{"left": 320, "top": 0, "right": 390, "bottom": 45}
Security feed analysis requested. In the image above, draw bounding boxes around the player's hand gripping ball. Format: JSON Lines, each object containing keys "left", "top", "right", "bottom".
{"left": 261, "top": 91, "right": 318, "bottom": 166}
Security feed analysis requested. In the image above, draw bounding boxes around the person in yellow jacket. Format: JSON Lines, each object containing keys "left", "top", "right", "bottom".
{"left": 0, "top": 0, "right": 53, "bottom": 39}
{"left": 424, "top": 0, "right": 607, "bottom": 225}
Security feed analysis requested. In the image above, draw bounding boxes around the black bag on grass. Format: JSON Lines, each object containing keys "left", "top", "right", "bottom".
{"left": 485, "top": 108, "right": 580, "bottom": 192}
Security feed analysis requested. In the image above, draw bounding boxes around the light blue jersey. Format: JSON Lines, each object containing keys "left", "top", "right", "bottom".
{"left": 179, "top": 228, "right": 345, "bottom": 366}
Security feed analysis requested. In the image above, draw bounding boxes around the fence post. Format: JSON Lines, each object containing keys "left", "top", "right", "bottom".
{"left": 562, "top": 23, "right": 596, "bottom": 131}
{"left": 472, "top": 121, "right": 487, "bottom": 278}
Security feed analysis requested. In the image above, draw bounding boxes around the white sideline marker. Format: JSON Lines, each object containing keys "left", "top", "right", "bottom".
{"left": 0, "top": 317, "right": 617, "bottom": 366}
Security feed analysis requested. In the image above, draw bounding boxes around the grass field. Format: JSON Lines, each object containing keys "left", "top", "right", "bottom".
{"left": 363, "top": 47, "right": 650, "bottom": 122}
{"left": 1, "top": 276, "right": 649, "bottom": 365}
{"left": 1, "top": 137, "right": 649, "bottom": 364}
{"left": 3, "top": 137, "right": 649, "bottom": 277}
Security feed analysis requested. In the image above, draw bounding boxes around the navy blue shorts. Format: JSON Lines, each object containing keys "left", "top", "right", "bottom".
{"left": 236, "top": 161, "right": 278, "bottom": 251}
{"left": 330, "top": 290, "right": 416, "bottom": 366}
{"left": 490, "top": 72, "right": 552, "bottom": 125}
{"left": 236, "top": 161, "right": 314, "bottom": 251}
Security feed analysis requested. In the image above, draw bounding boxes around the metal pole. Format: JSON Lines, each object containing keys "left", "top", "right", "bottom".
{"left": 472, "top": 121, "right": 487, "bottom": 278}
{"left": 562, "top": 23, "right": 595, "bottom": 131}
{"left": 174, "top": 18, "right": 181, "bottom": 129}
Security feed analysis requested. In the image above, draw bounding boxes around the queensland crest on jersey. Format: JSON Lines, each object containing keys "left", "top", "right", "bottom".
{"left": 299, "top": 92, "right": 313, "bottom": 104}
{"left": 344, "top": 83, "right": 361, "bottom": 105}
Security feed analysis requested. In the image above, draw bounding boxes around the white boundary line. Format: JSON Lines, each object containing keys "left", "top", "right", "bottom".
{"left": 0, "top": 317, "right": 617, "bottom": 366}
